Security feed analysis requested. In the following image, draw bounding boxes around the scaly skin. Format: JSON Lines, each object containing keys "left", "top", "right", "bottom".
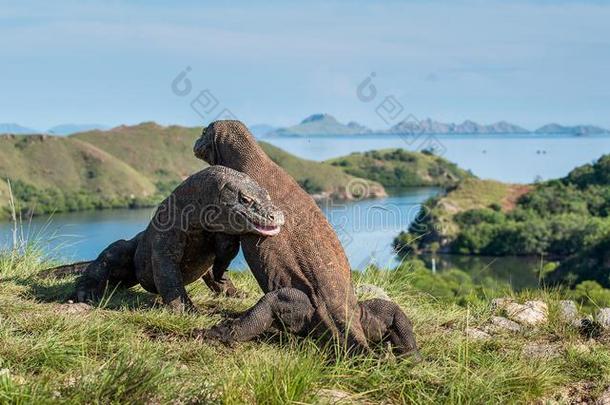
{"left": 193, "top": 121, "right": 419, "bottom": 357}
{"left": 72, "top": 166, "right": 284, "bottom": 312}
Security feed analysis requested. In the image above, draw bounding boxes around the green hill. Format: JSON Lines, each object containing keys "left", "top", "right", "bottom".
{"left": 0, "top": 123, "right": 389, "bottom": 219}
{"left": 0, "top": 134, "right": 157, "bottom": 216}
{"left": 259, "top": 142, "right": 385, "bottom": 198}
{"left": 72, "top": 123, "right": 202, "bottom": 185}
{"left": 72, "top": 123, "right": 386, "bottom": 199}
{"left": 326, "top": 148, "right": 473, "bottom": 188}
{"left": 395, "top": 154, "right": 610, "bottom": 288}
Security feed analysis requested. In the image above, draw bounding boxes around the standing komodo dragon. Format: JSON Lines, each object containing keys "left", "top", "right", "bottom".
{"left": 193, "top": 120, "right": 419, "bottom": 357}
{"left": 70, "top": 166, "right": 284, "bottom": 311}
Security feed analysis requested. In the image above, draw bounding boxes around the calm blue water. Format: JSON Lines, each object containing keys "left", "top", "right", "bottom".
{"left": 0, "top": 188, "right": 439, "bottom": 268}
{"left": 262, "top": 133, "right": 610, "bottom": 184}
{"left": 2, "top": 133, "right": 609, "bottom": 287}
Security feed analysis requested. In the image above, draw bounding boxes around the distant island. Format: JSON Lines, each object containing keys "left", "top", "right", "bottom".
{"left": 386, "top": 118, "right": 529, "bottom": 135}
{"left": 269, "top": 114, "right": 372, "bottom": 136}
{"left": 3, "top": 116, "right": 609, "bottom": 137}
{"left": 0, "top": 123, "right": 108, "bottom": 136}
{"left": 533, "top": 123, "right": 608, "bottom": 136}
{"left": 262, "top": 114, "right": 610, "bottom": 137}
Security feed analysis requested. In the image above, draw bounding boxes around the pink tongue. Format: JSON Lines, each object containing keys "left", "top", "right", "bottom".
{"left": 254, "top": 224, "right": 280, "bottom": 236}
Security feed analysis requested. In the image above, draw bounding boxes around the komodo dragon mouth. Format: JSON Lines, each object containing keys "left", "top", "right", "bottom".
{"left": 240, "top": 204, "right": 284, "bottom": 236}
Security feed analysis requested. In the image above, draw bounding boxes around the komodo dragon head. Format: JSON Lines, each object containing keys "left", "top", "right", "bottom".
{"left": 193, "top": 120, "right": 257, "bottom": 166}
{"left": 209, "top": 166, "right": 285, "bottom": 236}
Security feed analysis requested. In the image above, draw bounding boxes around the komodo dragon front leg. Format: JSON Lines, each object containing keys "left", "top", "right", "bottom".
{"left": 200, "top": 235, "right": 242, "bottom": 297}
{"left": 151, "top": 231, "right": 196, "bottom": 312}
{"left": 194, "top": 288, "right": 315, "bottom": 344}
{"left": 359, "top": 299, "right": 421, "bottom": 360}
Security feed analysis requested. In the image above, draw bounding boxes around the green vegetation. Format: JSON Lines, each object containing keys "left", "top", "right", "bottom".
{"left": 326, "top": 148, "right": 473, "bottom": 189}
{"left": 2, "top": 246, "right": 610, "bottom": 403}
{"left": 0, "top": 123, "right": 386, "bottom": 220}
{"left": 393, "top": 178, "right": 521, "bottom": 254}
{"left": 396, "top": 154, "right": 610, "bottom": 289}
{"left": 258, "top": 142, "right": 383, "bottom": 197}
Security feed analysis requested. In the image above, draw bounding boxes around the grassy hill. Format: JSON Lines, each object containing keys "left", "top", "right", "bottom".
{"left": 73, "top": 123, "right": 384, "bottom": 197}
{"left": 326, "top": 149, "right": 473, "bottom": 189}
{"left": 393, "top": 178, "right": 529, "bottom": 252}
{"left": 72, "top": 123, "right": 202, "bottom": 185}
{"left": 0, "top": 123, "right": 390, "bottom": 219}
{"left": 0, "top": 134, "right": 157, "bottom": 217}
{"left": 395, "top": 154, "right": 610, "bottom": 290}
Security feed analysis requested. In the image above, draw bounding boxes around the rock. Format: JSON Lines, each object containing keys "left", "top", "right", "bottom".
{"left": 596, "top": 308, "right": 610, "bottom": 329}
{"left": 465, "top": 327, "right": 491, "bottom": 340}
{"left": 484, "top": 316, "right": 521, "bottom": 334}
{"left": 57, "top": 302, "right": 92, "bottom": 314}
{"left": 355, "top": 284, "right": 390, "bottom": 301}
{"left": 559, "top": 300, "right": 579, "bottom": 322}
{"left": 317, "top": 388, "right": 360, "bottom": 404}
{"left": 505, "top": 300, "right": 548, "bottom": 326}
{"left": 521, "top": 342, "right": 562, "bottom": 360}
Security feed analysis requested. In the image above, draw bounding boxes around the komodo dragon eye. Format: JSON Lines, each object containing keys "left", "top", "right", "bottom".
{"left": 239, "top": 193, "right": 254, "bottom": 207}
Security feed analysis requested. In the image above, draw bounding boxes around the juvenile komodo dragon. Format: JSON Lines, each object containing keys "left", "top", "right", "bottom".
{"left": 193, "top": 120, "right": 419, "bottom": 357}
{"left": 66, "top": 166, "right": 284, "bottom": 311}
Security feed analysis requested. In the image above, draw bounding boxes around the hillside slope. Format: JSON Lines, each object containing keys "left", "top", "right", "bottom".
{"left": 0, "top": 123, "right": 388, "bottom": 218}
{"left": 0, "top": 134, "right": 157, "bottom": 216}
{"left": 73, "top": 123, "right": 202, "bottom": 185}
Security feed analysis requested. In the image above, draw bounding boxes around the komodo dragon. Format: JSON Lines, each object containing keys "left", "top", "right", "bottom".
{"left": 193, "top": 121, "right": 419, "bottom": 357}
{"left": 71, "top": 165, "right": 285, "bottom": 312}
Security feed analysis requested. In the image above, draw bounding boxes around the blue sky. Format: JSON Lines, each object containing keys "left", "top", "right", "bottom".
{"left": 1, "top": 0, "right": 609, "bottom": 130}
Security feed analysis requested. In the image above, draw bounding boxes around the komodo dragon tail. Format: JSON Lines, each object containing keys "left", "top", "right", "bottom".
{"left": 37, "top": 261, "right": 92, "bottom": 279}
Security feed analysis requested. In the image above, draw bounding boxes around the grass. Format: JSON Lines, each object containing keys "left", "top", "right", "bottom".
{"left": 1, "top": 246, "right": 609, "bottom": 404}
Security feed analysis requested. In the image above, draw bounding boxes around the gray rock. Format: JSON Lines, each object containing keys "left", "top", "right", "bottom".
{"left": 521, "top": 342, "right": 562, "bottom": 360}
{"left": 596, "top": 308, "right": 610, "bottom": 329}
{"left": 484, "top": 316, "right": 521, "bottom": 334}
{"left": 466, "top": 327, "right": 491, "bottom": 340}
{"left": 506, "top": 300, "right": 548, "bottom": 326}
{"left": 559, "top": 300, "right": 579, "bottom": 322}
{"left": 317, "top": 388, "right": 360, "bottom": 404}
{"left": 355, "top": 284, "right": 390, "bottom": 301}
{"left": 57, "top": 302, "right": 92, "bottom": 314}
